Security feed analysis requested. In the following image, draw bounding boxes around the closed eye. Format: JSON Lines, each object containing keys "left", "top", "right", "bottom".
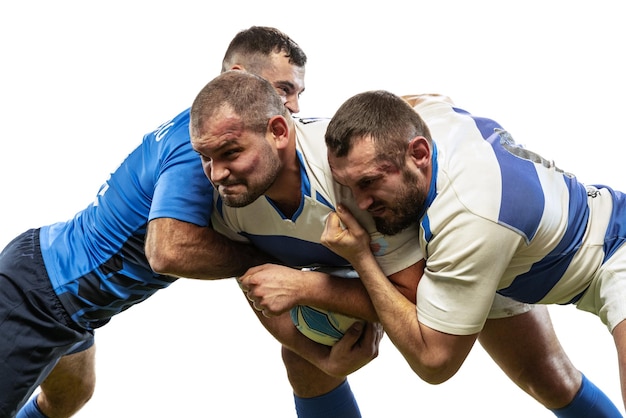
{"left": 357, "top": 177, "right": 379, "bottom": 190}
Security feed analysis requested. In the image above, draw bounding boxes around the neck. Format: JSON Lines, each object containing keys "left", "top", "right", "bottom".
{"left": 266, "top": 153, "right": 301, "bottom": 218}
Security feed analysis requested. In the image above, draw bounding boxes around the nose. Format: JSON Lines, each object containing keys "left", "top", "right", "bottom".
{"left": 353, "top": 190, "right": 373, "bottom": 211}
{"left": 209, "top": 160, "right": 230, "bottom": 184}
{"left": 284, "top": 94, "right": 300, "bottom": 114}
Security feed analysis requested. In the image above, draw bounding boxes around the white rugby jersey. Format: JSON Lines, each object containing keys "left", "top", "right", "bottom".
{"left": 412, "top": 97, "right": 626, "bottom": 335}
{"left": 211, "top": 117, "right": 423, "bottom": 276}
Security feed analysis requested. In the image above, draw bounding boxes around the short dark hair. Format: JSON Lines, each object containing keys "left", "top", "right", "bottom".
{"left": 221, "top": 26, "right": 307, "bottom": 73}
{"left": 325, "top": 90, "right": 431, "bottom": 167}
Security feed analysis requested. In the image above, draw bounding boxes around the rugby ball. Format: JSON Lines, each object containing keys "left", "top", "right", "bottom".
{"left": 290, "top": 305, "right": 363, "bottom": 346}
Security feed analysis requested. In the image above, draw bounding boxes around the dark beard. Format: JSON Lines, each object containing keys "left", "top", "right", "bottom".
{"left": 219, "top": 145, "right": 281, "bottom": 208}
{"left": 220, "top": 187, "right": 264, "bottom": 207}
{"left": 373, "top": 169, "right": 425, "bottom": 236}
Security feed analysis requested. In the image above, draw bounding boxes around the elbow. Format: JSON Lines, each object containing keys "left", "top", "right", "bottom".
{"left": 145, "top": 244, "right": 178, "bottom": 276}
{"left": 408, "top": 355, "right": 460, "bottom": 385}
{"left": 416, "top": 368, "right": 455, "bottom": 386}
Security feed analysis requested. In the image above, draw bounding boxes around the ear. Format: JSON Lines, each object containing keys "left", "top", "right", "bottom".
{"left": 268, "top": 115, "right": 290, "bottom": 149}
{"left": 407, "top": 136, "right": 431, "bottom": 168}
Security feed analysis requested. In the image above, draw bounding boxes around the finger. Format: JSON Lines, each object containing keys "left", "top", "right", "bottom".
{"left": 324, "top": 211, "right": 342, "bottom": 231}
{"left": 334, "top": 204, "right": 361, "bottom": 231}
{"left": 322, "top": 212, "right": 342, "bottom": 245}
{"left": 334, "top": 320, "right": 365, "bottom": 350}
{"left": 252, "top": 299, "right": 268, "bottom": 315}
{"left": 237, "top": 276, "right": 250, "bottom": 292}
{"left": 368, "top": 322, "right": 384, "bottom": 350}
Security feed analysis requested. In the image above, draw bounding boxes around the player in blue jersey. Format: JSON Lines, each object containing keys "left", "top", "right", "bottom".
{"left": 0, "top": 27, "right": 381, "bottom": 418}
{"left": 190, "top": 71, "right": 622, "bottom": 417}
{"left": 322, "top": 90, "right": 626, "bottom": 416}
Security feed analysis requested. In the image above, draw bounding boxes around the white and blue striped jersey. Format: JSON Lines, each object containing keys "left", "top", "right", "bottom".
{"left": 412, "top": 97, "right": 626, "bottom": 335}
{"left": 39, "top": 108, "right": 213, "bottom": 330}
{"left": 211, "top": 117, "right": 423, "bottom": 276}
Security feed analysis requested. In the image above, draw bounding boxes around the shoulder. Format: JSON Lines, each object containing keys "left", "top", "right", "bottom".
{"left": 294, "top": 116, "right": 330, "bottom": 140}
{"left": 148, "top": 108, "right": 191, "bottom": 143}
{"left": 139, "top": 108, "right": 195, "bottom": 161}
{"left": 294, "top": 116, "right": 331, "bottom": 167}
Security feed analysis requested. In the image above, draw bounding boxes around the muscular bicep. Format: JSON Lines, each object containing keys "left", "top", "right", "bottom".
{"left": 145, "top": 217, "right": 209, "bottom": 275}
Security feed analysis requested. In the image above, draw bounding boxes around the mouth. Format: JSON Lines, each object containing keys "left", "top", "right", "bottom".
{"left": 218, "top": 183, "right": 244, "bottom": 195}
{"left": 368, "top": 205, "right": 387, "bottom": 217}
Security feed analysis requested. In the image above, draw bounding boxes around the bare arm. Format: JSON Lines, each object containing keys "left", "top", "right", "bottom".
{"left": 321, "top": 206, "right": 478, "bottom": 384}
{"left": 238, "top": 246, "right": 423, "bottom": 322}
{"left": 145, "top": 217, "right": 273, "bottom": 279}
{"left": 239, "top": 264, "right": 377, "bottom": 321}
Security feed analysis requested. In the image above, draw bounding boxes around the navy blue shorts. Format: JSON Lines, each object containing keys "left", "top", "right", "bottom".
{"left": 0, "top": 229, "right": 94, "bottom": 417}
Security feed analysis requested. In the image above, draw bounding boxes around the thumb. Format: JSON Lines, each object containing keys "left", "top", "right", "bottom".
{"left": 334, "top": 204, "right": 360, "bottom": 230}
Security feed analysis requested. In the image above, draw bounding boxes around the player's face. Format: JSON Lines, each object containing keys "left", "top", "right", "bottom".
{"left": 192, "top": 107, "right": 281, "bottom": 207}
{"left": 329, "top": 136, "right": 427, "bottom": 235}
{"left": 257, "top": 52, "right": 305, "bottom": 114}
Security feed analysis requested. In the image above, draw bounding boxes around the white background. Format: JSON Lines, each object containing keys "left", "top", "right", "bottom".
{"left": 1, "top": 1, "right": 624, "bottom": 416}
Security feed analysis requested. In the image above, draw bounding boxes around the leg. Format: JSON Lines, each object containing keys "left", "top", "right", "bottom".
{"left": 612, "top": 319, "right": 626, "bottom": 411}
{"left": 480, "top": 305, "right": 621, "bottom": 416}
{"left": 1, "top": 230, "right": 95, "bottom": 417}
{"left": 282, "top": 346, "right": 360, "bottom": 418}
{"left": 480, "top": 306, "right": 579, "bottom": 408}
{"left": 35, "top": 344, "right": 96, "bottom": 418}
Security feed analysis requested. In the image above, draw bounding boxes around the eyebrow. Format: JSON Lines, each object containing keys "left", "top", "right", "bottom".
{"left": 204, "top": 137, "right": 239, "bottom": 155}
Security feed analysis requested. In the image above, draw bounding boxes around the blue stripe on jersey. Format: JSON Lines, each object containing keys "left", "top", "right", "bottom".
{"left": 453, "top": 107, "right": 503, "bottom": 139}
{"left": 487, "top": 131, "right": 545, "bottom": 243}
{"left": 421, "top": 143, "right": 438, "bottom": 246}
{"left": 239, "top": 233, "right": 349, "bottom": 268}
{"left": 265, "top": 151, "right": 311, "bottom": 221}
{"left": 600, "top": 186, "right": 626, "bottom": 261}
{"left": 316, "top": 191, "right": 333, "bottom": 209}
{"left": 291, "top": 151, "right": 310, "bottom": 221}
{"left": 55, "top": 231, "right": 177, "bottom": 328}
{"left": 298, "top": 150, "right": 311, "bottom": 198}
{"left": 421, "top": 216, "right": 432, "bottom": 244}
{"left": 498, "top": 174, "right": 590, "bottom": 303}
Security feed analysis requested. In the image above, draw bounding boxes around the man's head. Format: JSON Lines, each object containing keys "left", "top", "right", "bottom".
{"left": 190, "top": 71, "right": 293, "bottom": 207}
{"left": 221, "top": 26, "right": 306, "bottom": 114}
{"left": 325, "top": 90, "right": 433, "bottom": 235}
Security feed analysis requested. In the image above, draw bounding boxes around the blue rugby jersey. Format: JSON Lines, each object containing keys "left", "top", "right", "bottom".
{"left": 411, "top": 97, "right": 626, "bottom": 336}
{"left": 39, "top": 108, "right": 213, "bottom": 330}
{"left": 211, "top": 117, "right": 423, "bottom": 276}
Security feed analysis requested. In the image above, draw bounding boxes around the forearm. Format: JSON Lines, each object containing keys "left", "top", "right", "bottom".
{"left": 352, "top": 253, "right": 473, "bottom": 384}
{"left": 321, "top": 207, "right": 475, "bottom": 382}
{"left": 146, "top": 218, "right": 273, "bottom": 279}
{"left": 298, "top": 271, "right": 378, "bottom": 322}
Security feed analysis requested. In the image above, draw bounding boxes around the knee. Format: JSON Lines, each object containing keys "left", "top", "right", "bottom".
{"left": 69, "top": 373, "right": 96, "bottom": 403}
{"left": 38, "top": 347, "right": 97, "bottom": 417}
{"left": 520, "top": 362, "right": 581, "bottom": 409}
{"left": 281, "top": 346, "right": 344, "bottom": 398}
{"left": 38, "top": 375, "right": 95, "bottom": 418}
